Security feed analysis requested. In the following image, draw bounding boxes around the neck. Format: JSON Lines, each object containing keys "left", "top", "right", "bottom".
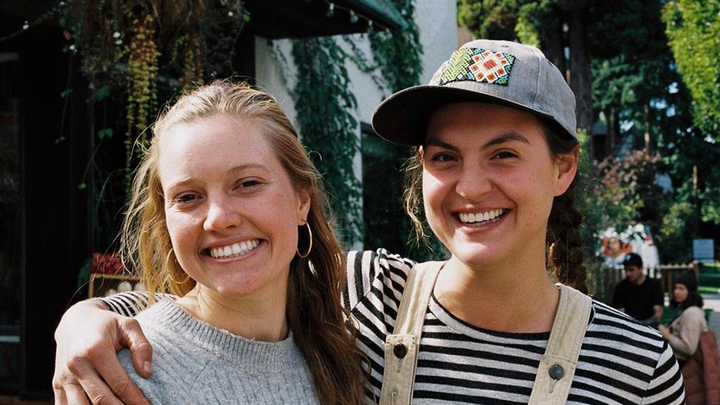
{"left": 176, "top": 285, "right": 289, "bottom": 342}
{"left": 434, "top": 254, "right": 559, "bottom": 333}
{"left": 632, "top": 274, "right": 646, "bottom": 286}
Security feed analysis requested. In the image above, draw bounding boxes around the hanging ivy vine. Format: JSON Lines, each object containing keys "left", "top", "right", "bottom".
{"left": 291, "top": 38, "right": 364, "bottom": 246}
{"left": 56, "top": 0, "right": 246, "bottom": 191}
{"left": 283, "top": 0, "right": 425, "bottom": 249}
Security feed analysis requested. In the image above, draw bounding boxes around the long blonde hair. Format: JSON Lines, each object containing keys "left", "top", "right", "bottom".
{"left": 121, "top": 80, "right": 368, "bottom": 404}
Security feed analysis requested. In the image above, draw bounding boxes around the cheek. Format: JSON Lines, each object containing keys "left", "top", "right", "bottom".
{"left": 422, "top": 171, "right": 447, "bottom": 213}
{"left": 165, "top": 213, "right": 196, "bottom": 255}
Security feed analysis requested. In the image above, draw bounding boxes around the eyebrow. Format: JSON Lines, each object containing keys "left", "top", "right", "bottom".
{"left": 165, "top": 163, "right": 269, "bottom": 191}
{"left": 426, "top": 131, "right": 532, "bottom": 150}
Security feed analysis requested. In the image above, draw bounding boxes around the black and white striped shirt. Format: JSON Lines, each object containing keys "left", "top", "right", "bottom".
{"left": 344, "top": 249, "right": 684, "bottom": 405}
{"left": 102, "top": 249, "right": 685, "bottom": 404}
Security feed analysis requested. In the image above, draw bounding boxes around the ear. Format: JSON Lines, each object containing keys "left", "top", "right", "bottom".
{"left": 553, "top": 147, "right": 579, "bottom": 196}
{"left": 296, "top": 188, "right": 312, "bottom": 225}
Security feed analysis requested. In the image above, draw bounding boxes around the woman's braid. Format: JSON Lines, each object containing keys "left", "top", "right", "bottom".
{"left": 547, "top": 179, "right": 588, "bottom": 293}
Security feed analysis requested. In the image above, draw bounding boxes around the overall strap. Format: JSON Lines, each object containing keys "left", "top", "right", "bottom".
{"left": 528, "top": 284, "right": 593, "bottom": 405}
{"left": 378, "top": 261, "right": 445, "bottom": 405}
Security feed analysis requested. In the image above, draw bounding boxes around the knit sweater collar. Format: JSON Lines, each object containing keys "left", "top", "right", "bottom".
{"left": 142, "top": 300, "right": 305, "bottom": 374}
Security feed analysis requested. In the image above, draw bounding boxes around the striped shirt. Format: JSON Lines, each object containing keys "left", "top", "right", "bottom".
{"left": 102, "top": 249, "right": 685, "bottom": 404}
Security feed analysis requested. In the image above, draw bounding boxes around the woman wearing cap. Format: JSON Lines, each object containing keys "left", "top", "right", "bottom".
{"left": 54, "top": 40, "right": 685, "bottom": 404}
{"left": 660, "top": 271, "right": 708, "bottom": 367}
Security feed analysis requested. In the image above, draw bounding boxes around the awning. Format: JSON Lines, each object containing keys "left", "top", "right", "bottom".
{"left": 244, "top": 0, "right": 409, "bottom": 38}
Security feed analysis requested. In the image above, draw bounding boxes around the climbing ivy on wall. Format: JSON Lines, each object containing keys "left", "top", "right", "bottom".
{"left": 286, "top": 0, "right": 428, "bottom": 252}
{"left": 291, "top": 37, "right": 365, "bottom": 246}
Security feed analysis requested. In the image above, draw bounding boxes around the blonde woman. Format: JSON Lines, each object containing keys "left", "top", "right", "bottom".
{"left": 54, "top": 81, "right": 367, "bottom": 405}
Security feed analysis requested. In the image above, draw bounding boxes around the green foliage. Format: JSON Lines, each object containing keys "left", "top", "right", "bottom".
{"left": 659, "top": 199, "right": 695, "bottom": 263}
{"left": 575, "top": 129, "right": 603, "bottom": 257}
{"left": 663, "top": 0, "right": 720, "bottom": 139}
{"left": 54, "top": 0, "right": 247, "bottom": 258}
{"left": 368, "top": 0, "right": 423, "bottom": 94}
{"left": 457, "top": 0, "right": 526, "bottom": 40}
{"left": 515, "top": 1, "right": 558, "bottom": 48}
{"left": 97, "top": 128, "right": 113, "bottom": 140}
{"left": 595, "top": 150, "right": 667, "bottom": 229}
{"left": 291, "top": 38, "right": 364, "bottom": 246}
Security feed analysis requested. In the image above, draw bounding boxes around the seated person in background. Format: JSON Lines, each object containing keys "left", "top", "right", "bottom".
{"left": 660, "top": 271, "right": 707, "bottom": 367}
{"left": 660, "top": 271, "right": 716, "bottom": 405}
{"left": 612, "top": 252, "right": 664, "bottom": 327}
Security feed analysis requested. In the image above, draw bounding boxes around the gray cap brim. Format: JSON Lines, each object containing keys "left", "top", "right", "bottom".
{"left": 372, "top": 85, "right": 570, "bottom": 146}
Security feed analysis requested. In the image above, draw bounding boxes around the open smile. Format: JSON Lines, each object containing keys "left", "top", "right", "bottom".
{"left": 456, "top": 209, "right": 508, "bottom": 227}
{"left": 206, "top": 239, "right": 262, "bottom": 259}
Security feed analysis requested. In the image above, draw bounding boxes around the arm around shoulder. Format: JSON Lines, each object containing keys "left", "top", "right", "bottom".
{"left": 53, "top": 298, "right": 153, "bottom": 405}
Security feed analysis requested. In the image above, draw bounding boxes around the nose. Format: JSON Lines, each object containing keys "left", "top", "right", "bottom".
{"left": 455, "top": 163, "right": 491, "bottom": 202}
{"left": 203, "top": 196, "right": 242, "bottom": 233}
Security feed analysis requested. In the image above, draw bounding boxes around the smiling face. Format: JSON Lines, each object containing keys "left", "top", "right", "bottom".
{"left": 422, "top": 102, "right": 577, "bottom": 271}
{"left": 157, "top": 113, "right": 310, "bottom": 300}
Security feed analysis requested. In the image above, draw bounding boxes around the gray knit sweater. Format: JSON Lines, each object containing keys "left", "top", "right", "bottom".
{"left": 117, "top": 300, "right": 319, "bottom": 405}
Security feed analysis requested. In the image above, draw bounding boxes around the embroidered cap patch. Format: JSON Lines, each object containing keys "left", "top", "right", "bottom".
{"left": 431, "top": 48, "right": 516, "bottom": 86}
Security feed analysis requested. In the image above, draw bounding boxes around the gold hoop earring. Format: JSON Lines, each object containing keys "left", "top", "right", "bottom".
{"left": 297, "top": 222, "right": 313, "bottom": 259}
{"left": 166, "top": 249, "right": 190, "bottom": 284}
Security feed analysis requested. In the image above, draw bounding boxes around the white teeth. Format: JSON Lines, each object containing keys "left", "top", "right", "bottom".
{"left": 459, "top": 209, "right": 504, "bottom": 224}
{"left": 209, "top": 239, "right": 260, "bottom": 259}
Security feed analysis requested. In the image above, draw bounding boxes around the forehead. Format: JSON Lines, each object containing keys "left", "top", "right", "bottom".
{"left": 425, "top": 102, "right": 546, "bottom": 145}
{"left": 157, "top": 114, "right": 281, "bottom": 181}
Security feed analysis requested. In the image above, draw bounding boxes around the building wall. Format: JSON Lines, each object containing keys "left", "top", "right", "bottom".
{"left": 254, "top": 0, "right": 457, "bottom": 250}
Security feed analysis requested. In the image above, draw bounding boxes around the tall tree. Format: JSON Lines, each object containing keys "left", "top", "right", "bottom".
{"left": 663, "top": 0, "right": 720, "bottom": 140}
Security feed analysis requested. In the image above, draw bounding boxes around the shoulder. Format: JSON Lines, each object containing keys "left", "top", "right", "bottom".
{"left": 344, "top": 249, "right": 416, "bottom": 305}
{"left": 588, "top": 300, "right": 668, "bottom": 349}
{"left": 586, "top": 301, "right": 684, "bottom": 399}
{"left": 679, "top": 306, "right": 707, "bottom": 325}
{"left": 347, "top": 249, "right": 417, "bottom": 277}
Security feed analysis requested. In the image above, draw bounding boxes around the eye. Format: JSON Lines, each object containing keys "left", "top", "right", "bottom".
{"left": 172, "top": 193, "right": 199, "bottom": 205}
{"left": 235, "top": 179, "right": 262, "bottom": 189}
{"left": 491, "top": 150, "right": 518, "bottom": 160}
{"left": 430, "top": 152, "right": 457, "bottom": 163}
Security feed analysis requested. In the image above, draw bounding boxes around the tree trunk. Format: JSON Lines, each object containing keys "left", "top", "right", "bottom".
{"left": 568, "top": 7, "right": 593, "bottom": 140}
{"left": 540, "top": 16, "right": 566, "bottom": 75}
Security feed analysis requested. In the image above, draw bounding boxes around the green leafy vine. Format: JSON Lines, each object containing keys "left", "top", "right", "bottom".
{"left": 291, "top": 38, "right": 364, "bottom": 246}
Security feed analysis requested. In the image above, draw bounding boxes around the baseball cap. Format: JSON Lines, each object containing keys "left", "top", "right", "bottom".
{"left": 371, "top": 39, "right": 577, "bottom": 145}
{"left": 622, "top": 252, "right": 643, "bottom": 268}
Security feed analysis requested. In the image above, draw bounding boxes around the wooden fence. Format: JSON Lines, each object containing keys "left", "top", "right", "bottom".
{"left": 589, "top": 262, "right": 700, "bottom": 305}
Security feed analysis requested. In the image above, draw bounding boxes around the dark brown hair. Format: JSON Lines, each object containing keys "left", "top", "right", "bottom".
{"left": 402, "top": 116, "right": 588, "bottom": 293}
{"left": 121, "top": 80, "right": 368, "bottom": 404}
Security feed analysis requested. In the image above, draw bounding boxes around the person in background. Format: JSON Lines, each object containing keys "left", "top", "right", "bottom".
{"left": 660, "top": 271, "right": 707, "bottom": 367}
{"left": 661, "top": 270, "right": 720, "bottom": 405}
{"left": 612, "top": 252, "right": 664, "bottom": 327}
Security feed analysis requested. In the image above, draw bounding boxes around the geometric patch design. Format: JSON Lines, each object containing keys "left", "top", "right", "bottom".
{"left": 432, "top": 48, "right": 516, "bottom": 86}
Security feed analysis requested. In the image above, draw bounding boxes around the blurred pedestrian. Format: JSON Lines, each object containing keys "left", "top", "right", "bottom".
{"left": 612, "top": 252, "right": 664, "bottom": 327}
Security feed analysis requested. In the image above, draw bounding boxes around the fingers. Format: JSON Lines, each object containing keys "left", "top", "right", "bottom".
{"left": 118, "top": 318, "right": 153, "bottom": 378}
{"left": 62, "top": 383, "right": 92, "bottom": 405}
{"left": 66, "top": 352, "right": 126, "bottom": 405}
{"left": 83, "top": 336, "right": 150, "bottom": 405}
